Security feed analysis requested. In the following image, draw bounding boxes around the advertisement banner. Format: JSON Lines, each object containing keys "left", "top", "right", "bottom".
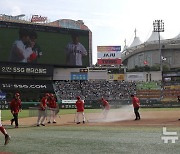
{"left": 97, "top": 51, "right": 121, "bottom": 59}
{"left": 97, "top": 46, "right": 121, "bottom": 59}
{"left": 164, "top": 85, "right": 180, "bottom": 90}
{"left": 126, "top": 73, "right": 144, "bottom": 81}
{"left": 0, "top": 93, "right": 8, "bottom": 110}
{"left": 0, "top": 80, "right": 53, "bottom": 91}
{"left": 71, "top": 72, "right": 88, "bottom": 80}
{"left": 31, "top": 15, "right": 47, "bottom": 23}
{"left": 97, "top": 59, "right": 121, "bottom": 65}
{"left": 97, "top": 46, "right": 121, "bottom": 52}
{"left": 108, "top": 74, "right": 124, "bottom": 80}
{"left": 0, "top": 62, "right": 53, "bottom": 76}
{"left": 0, "top": 93, "right": 6, "bottom": 100}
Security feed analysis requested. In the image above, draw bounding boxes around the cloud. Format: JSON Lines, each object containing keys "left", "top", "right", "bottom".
{"left": 11, "top": 6, "right": 22, "bottom": 15}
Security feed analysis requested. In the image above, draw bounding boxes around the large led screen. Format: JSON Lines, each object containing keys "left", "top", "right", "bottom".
{"left": 0, "top": 21, "right": 89, "bottom": 67}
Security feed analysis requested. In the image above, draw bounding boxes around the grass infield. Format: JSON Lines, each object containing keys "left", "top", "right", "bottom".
{"left": 1, "top": 108, "right": 180, "bottom": 154}
{"left": 0, "top": 126, "right": 180, "bottom": 154}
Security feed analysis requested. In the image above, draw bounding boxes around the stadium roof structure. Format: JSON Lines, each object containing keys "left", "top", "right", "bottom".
{"left": 129, "top": 29, "right": 142, "bottom": 48}
{"left": 173, "top": 33, "right": 180, "bottom": 40}
{"left": 129, "top": 36, "right": 142, "bottom": 48}
{"left": 146, "top": 31, "right": 164, "bottom": 43}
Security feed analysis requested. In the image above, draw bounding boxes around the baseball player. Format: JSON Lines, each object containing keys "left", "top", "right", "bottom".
{"left": 27, "top": 30, "right": 42, "bottom": 63}
{"left": 37, "top": 93, "right": 49, "bottom": 126}
{"left": 10, "top": 93, "right": 22, "bottom": 128}
{"left": 9, "top": 28, "right": 30, "bottom": 62}
{"left": 75, "top": 96, "right": 85, "bottom": 124}
{"left": 65, "top": 33, "right": 87, "bottom": 66}
{"left": 101, "top": 97, "right": 110, "bottom": 119}
{"left": 47, "top": 94, "right": 58, "bottom": 124}
{"left": 130, "top": 94, "right": 141, "bottom": 120}
{"left": 177, "top": 96, "right": 180, "bottom": 120}
{"left": 0, "top": 111, "right": 10, "bottom": 145}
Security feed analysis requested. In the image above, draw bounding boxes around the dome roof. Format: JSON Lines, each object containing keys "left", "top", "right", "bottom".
{"left": 173, "top": 33, "right": 180, "bottom": 39}
{"left": 146, "top": 31, "right": 163, "bottom": 42}
{"left": 129, "top": 36, "right": 142, "bottom": 48}
{"left": 128, "top": 29, "right": 142, "bottom": 48}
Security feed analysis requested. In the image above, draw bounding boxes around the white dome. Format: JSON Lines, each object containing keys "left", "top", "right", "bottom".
{"left": 129, "top": 36, "right": 142, "bottom": 48}
{"left": 173, "top": 33, "right": 180, "bottom": 39}
{"left": 128, "top": 29, "right": 142, "bottom": 48}
{"left": 146, "top": 31, "right": 163, "bottom": 42}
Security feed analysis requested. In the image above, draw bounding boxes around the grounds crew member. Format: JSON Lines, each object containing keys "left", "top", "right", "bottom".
{"left": 130, "top": 94, "right": 141, "bottom": 120}
{"left": 0, "top": 111, "right": 10, "bottom": 145}
{"left": 75, "top": 96, "right": 85, "bottom": 124}
{"left": 37, "top": 93, "right": 49, "bottom": 126}
{"left": 47, "top": 93, "right": 58, "bottom": 124}
{"left": 10, "top": 93, "right": 22, "bottom": 128}
{"left": 101, "top": 97, "right": 110, "bottom": 119}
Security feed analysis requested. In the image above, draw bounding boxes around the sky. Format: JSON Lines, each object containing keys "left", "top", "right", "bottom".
{"left": 1, "top": 0, "right": 180, "bottom": 64}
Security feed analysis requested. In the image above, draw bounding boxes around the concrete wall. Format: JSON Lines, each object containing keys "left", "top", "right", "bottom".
{"left": 53, "top": 68, "right": 108, "bottom": 80}
{"left": 125, "top": 71, "right": 161, "bottom": 81}
{"left": 53, "top": 68, "right": 161, "bottom": 81}
{"left": 53, "top": 68, "right": 80, "bottom": 80}
{"left": 88, "top": 70, "right": 108, "bottom": 80}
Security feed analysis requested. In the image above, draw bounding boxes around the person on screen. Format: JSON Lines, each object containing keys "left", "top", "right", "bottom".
{"left": 26, "top": 30, "right": 43, "bottom": 63}
{"left": 9, "top": 28, "right": 31, "bottom": 62}
{"left": 65, "top": 33, "right": 87, "bottom": 66}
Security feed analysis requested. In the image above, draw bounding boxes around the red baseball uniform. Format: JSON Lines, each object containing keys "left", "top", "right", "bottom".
{"left": 10, "top": 98, "right": 22, "bottom": 114}
{"left": 39, "top": 97, "right": 47, "bottom": 110}
{"left": 132, "top": 96, "right": 140, "bottom": 108}
{"left": 48, "top": 98, "right": 57, "bottom": 108}
{"left": 102, "top": 99, "right": 110, "bottom": 110}
{"left": 76, "top": 100, "right": 84, "bottom": 112}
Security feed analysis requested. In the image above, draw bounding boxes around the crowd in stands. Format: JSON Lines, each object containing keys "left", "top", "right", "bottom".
{"left": 54, "top": 80, "right": 136, "bottom": 100}
{"left": 54, "top": 80, "right": 180, "bottom": 103}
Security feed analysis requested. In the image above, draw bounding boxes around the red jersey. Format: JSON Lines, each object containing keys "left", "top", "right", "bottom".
{"left": 48, "top": 98, "right": 57, "bottom": 108}
{"left": 76, "top": 100, "right": 84, "bottom": 112}
{"left": 102, "top": 99, "right": 110, "bottom": 110}
{"left": 39, "top": 97, "right": 47, "bottom": 110}
{"left": 132, "top": 97, "right": 140, "bottom": 108}
{"left": 10, "top": 98, "right": 22, "bottom": 114}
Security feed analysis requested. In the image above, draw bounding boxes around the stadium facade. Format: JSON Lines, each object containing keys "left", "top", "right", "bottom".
{"left": 122, "top": 31, "right": 180, "bottom": 70}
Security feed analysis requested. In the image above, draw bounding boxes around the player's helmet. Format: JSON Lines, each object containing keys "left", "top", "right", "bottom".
{"left": 76, "top": 96, "right": 80, "bottom": 100}
{"left": 15, "top": 93, "right": 20, "bottom": 97}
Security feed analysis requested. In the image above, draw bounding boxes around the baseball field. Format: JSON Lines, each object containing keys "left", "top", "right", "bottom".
{"left": 1, "top": 107, "right": 180, "bottom": 154}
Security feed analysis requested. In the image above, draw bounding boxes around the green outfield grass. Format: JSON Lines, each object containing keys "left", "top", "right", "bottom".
{"left": 1, "top": 108, "right": 180, "bottom": 153}
{"left": 0, "top": 126, "right": 180, "bottom": 154}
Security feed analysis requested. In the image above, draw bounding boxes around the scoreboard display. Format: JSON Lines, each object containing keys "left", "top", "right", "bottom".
{"left": 0, "top": 21, "right": 89, "bottom": 67}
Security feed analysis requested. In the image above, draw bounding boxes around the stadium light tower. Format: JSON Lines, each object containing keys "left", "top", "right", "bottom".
{"left": 153, "top": 20, "right": 164, "bottom": 74}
